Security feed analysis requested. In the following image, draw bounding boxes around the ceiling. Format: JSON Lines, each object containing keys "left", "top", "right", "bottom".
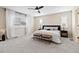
{"left": 2, "top": 6, "right": 73, "bottom": 17}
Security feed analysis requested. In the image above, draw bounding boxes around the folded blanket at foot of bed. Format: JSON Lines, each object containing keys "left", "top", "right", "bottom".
{"left": 33, "top": 33, "right": 52, "bottom": 38}
{"left": 33, "top": 33, "right": 52, "bottom": 41}
{"left": 33, "top": 33, "right": 42, "bottom": 37}
{"left": 41, "top": 34, "right": 52, "bottom": 38}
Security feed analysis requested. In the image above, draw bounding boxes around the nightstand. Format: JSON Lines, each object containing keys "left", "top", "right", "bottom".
{"left": 61, "top": 30, "right": 68, "bottom": 37}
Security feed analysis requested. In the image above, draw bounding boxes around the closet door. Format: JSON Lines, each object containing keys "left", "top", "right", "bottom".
{"left": 15, "top": 27, "right": 26, "bottom": 37}
{"left": 14, "top": 12, "right": 26, "bottom": 37}
{"left": 6, "top": 9, "right": 26, "bottom": 38}
{"left": 6, "top": 9, "right": 16, "bottom": 38}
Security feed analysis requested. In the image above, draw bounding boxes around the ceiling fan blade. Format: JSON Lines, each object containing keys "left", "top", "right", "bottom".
{"left": 38, "top": 10, "right": 40, "bottom": 13}
{"left": 35, "top": 6, "right": 39, "bottom": 10}
{"left": 38, "top": 6, "right": 44, "bottom": 9}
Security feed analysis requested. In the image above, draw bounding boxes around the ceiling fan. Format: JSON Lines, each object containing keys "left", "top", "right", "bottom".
{"left": 28, "top": 6, "right": 44, "bottom": 13}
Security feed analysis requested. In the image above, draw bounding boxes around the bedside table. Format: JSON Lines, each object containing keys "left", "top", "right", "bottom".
{"left": 61, "top": 30, "right": 68, "bottom": 37}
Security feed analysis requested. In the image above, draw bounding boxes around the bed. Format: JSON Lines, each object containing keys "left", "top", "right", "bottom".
{"left": 33, "top": 25, "right": 61, "bottom": 43}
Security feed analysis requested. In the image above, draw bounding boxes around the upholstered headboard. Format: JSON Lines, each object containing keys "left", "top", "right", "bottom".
{"left": 42, "top": 25, "right": 61, "bottom": 31}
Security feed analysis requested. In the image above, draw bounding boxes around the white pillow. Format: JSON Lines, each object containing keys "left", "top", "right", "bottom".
{"left": 44, "top": 27, "right": 50, "bottom": 30}
{"left": 50, "top": 27, "right": 58, "bottom": 30}
{"left": 44, "top": 27, "right": 58, "bottom": 30}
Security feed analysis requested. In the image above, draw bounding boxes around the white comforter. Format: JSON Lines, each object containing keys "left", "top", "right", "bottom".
{"left": 33, "top": 30, "right": 61, "bottom": 43}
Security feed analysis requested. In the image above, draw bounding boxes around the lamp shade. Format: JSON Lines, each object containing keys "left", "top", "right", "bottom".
{"left": 39, "top": 19, "right": 43, "bottom": 29}
{"left": 61, "top": 15, "right": 68, "bottom": 30}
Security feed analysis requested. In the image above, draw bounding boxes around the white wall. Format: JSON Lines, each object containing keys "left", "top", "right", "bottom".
{"left": 34, "top": 11, "right": 72, "bottom": 38}
{"left": 0, "top": 8, "right": 6, "bottom": 30}
{"left": 26, "top": 15, "right": 34, "bottom": 36}
{"left": 72, "top": 7, "right": 79, "bottom": 43}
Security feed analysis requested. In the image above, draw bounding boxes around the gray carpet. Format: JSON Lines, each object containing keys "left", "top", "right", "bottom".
{"left": 0, "top": 36, "right": 79, "bottom": 53}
